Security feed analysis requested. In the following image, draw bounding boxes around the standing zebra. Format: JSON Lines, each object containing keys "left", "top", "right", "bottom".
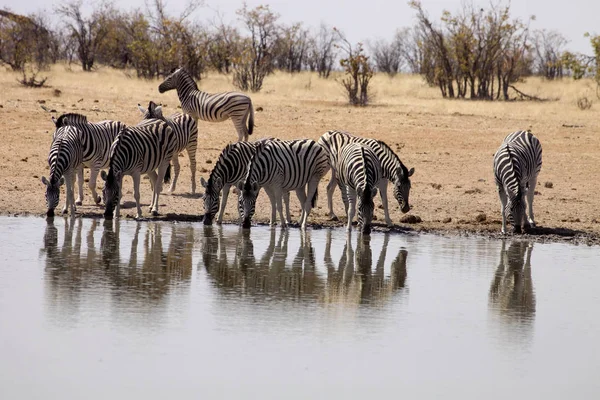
{"left": 318, "top": 130, "right": 414, "bottom": 226}
{"left": 334, "top": 142, "right": 383, "bottom": 235}
{"left": 200, "top": 139, "right": 290, "bottom": 225}
{"left": 101, "top": 120, "right": 176, "bottom": 219}
{"left": 158, "top": 67, "right": 254, "bottom": 142}
{"left": 51, "top": 113, "right": 125, "bottom": 205}
{"left": 237, "top": 139, "right": 330, "bottom": 230}
{"left": 137, "top": 101, "right": 199, "bottom": 194}
{"left": 41, "top": 125, "right": 83, "bottom": 217}
{"left": 493, "top": 130, "right": 543, "bottom": 233}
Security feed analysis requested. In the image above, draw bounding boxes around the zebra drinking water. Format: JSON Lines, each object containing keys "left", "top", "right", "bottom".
{"left": 237, "top": 139, "right": 330, "bottom": 230}
{"left": 51, "top": 113, "right": 125, "bottom": 205}
{"left": 334, "top": 142, "right": 383, "bottom": 235}
{"left": 101, "top": 119, "right": 176, "bottom": 219}
{"left": 41, "top": 125, "right": 83, "bottom": 217}
{"left": 200, "top": 139, "right": 291, "bottom": 225}
{"left": 493, "top": 130, "right": 543, "bottom": 234}
{"left": 158, "top": 67, "right": 254, "bottom": 142}
{"left": 317, "top": 130, "right": 414, "bottom": 226}
{"left": 137, "top": 101, "right": 199, "bottom": 194}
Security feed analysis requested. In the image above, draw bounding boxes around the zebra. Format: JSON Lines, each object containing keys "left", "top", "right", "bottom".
{"left": 158, "top": 67, "right": 254, "bottom": 142}
{"left": 51, "top": 113, "right": 125, "bottom": 205}
{"left": 317, "top": 130, "right": 415, "bottom": 226}
{"left": 41, "top": 125, "right": 83, "bottom": 217}
{"left": 100, "top": 119, "right": 176, "bottom": 219}
{"left": 334, "top": 142, "right": 383, "bottom": 235}
{"left": 237, "top": 139, "right": 330, "bottom": 230}
{"left": 493, "top": 130, "right": 543, "bottom": 234}
{"left": 137, "top": 101, "right": 199, "bottom": 194}
{"left": 200, "top": 139, "right": 291, "bottom": 225}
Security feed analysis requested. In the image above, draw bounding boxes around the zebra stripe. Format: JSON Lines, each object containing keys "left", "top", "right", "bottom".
{"left": 158, "top": 67, "right": 254, "bottom": 142}
{"left": 334, "top": 142, "right": 382, "bottom": 234}
{"left": 318, "top": 130, "right": 414, "bottom": 226}
{"left": 237, "top": 139, "right": 330, "bottom": 229}
{"left": 41, "top": 126, "right": 83, "bottom": 217}
{"left": 101, "top": 119, "right": 176, "bottom": 219}
{"left": 52, "top": 113, "right": 125, "bottom": 205}
{"left": 138, "top": 101, "right": 199, "bottom": 194}
{"left": 493, "top": 130, "right": 543, "bottom": 233}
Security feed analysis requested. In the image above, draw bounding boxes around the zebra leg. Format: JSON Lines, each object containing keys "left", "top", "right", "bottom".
{"left": 75, "top": 165, "right": 84, "bottom": 206}
{"left": 146, "top": 171, "right": 158, "bottom": 211}
{"left": 295, "top": 187, "right": 308, "bottom": 228}
{"left": 186, "top": 143, "right": 197, "bottom": 195}
{"left": 326, "top": 173, "right": 339, "bottom": 221}
{"left": 275, "top": 188, "right": 287, "bottom": 229}
{"left": 346, "top": 187, "right": 357, "bottom": 231}
{"left": 132, "top": 172, "right": 142, "bottom": 219}
{"left": 284, "top": 191, "right": 291, "bottom": 224}
{"left": 526, "top": 176, "right": 538, "bottom": 228}
{"left": 378, "top": 180, "right": 393, "bottom": 227}
{"left": 302, "top": 179, "right": 320, "bottom": 230}
{"left": 88, "top": 166, "right": 101, "bottom": 204}
{"left": 264, "top": 187, "right": 278, "bottom": 226}
{"left": 152, "top": 163, "right": 169, "bottom": 216}
{"left": 64, "top": 171, "right": 76, "bottom": 215}
{"left": 169, "top": 154, "right": 181, "bottom": 193}
{"left": 233, "top": 118, "right": 246, "bottom": 142}
{"left": 217, "top": 184, "right": 231, "bottom": 225}
{"left": 498, "top": 187, "right": 508, "bottom": 234}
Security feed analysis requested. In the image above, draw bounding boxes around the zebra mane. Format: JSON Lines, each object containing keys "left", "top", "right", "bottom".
{"left": 504, "top": 143, "right": 522, "bottom": 200}
{"left": 55, "top": 113, "right": 87, "bottom": 127}
{"left": 359, "top": 146, "right": 371, "bottom": 198}
{"left": 177, "top": 67, "right": 199, "bottom": 90}
{"left": 49, "top": 135, "right": 68, "bottom": 183}
{"left": 108, "top": 128, "right": 126, "bottom": 173}
{"left": 376, "top": 139, "right": 409, "bottom": 180}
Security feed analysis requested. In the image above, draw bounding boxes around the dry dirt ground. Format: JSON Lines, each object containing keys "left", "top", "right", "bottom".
{"left": 1, "top": 66, "right": 599, "bottom": 245}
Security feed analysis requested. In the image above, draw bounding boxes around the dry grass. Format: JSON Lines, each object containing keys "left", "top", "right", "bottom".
{"left": 1, "top": 63, "right": 599, "bottom": 237}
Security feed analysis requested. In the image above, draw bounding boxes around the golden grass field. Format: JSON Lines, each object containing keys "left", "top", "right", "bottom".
{"left": 1, "top": 65, "right": 599, "bottom": 242}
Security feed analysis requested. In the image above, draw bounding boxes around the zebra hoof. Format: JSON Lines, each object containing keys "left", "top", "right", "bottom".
{"left": 75, "top": 200, "right": 83, "bottom": 206}
{"left": 151, "top": 210, "right": 159, "bottom": 217}
{"left": 329, "top": 216, "right": 339, "bottom": 222}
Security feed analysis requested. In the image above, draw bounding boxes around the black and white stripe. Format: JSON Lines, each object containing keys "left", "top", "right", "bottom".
{"left": 41, "top": 126, "right": 83, "bottom": 217}
{"left": 318, "top": 130, "right": 414, "bottom": 226}
{"left": 493, "top": 130, "right": 543, "bottom": 233}
{"left": 237, "top": 139, "right": 330, "bottom": 229}
{"left": 52, "top": 113, "right": 125, "bottom": 205}
{"left": 334, "top": 142, "right": 382, "bottom": 235}
{"left": 101, "top": 119, "right": 176, "bottom": 219}
{"left": 200, "top": 139, "right": 290, "bottom": 225}
{"left": 138, "top": 101, "right": 199, "bottom": 194}
{"left": 158, "top": 67, "right": 254, "bottom": 142}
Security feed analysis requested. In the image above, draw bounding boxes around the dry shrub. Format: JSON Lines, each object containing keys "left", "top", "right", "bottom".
{"left": 577, "top": 96, "right": 592, "bottom": 110}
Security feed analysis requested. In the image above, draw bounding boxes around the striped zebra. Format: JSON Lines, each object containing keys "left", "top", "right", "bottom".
{"left": 200, "top": 139, "right": 290, "bottom": 225}
{"left": 101, "top": 119, "right": 176, "bottom": 219}
{"left": 237, "top": 139, "right": 330, "bottom": 230}
{"left": 493, "top": 130, "right": 543, "bottom": 234}
{"left": 51, "top": 113, "right": 125, "bottom": 205}
{"left": 334, "top": 142, "right": 383, "bottom": 235}
{"left": 158, "top": 67, "right": 254, "bottom": 142}
{"left": 317, "top": 130, "right": 415, "bottom": 226}
{"left": 41, "top": 125, "right": 83, "bottom": 217}
{"left": 137, "top": 101, "right": 199, "bottom": 194}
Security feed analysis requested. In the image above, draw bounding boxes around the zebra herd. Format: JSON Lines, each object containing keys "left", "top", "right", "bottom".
{"left": 41, "top": 67, "right": 543, "bottom": 235}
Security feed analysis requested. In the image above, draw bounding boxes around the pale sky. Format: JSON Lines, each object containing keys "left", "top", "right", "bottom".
{"left": 2, "top": 0, "right": 597, "bottom": 54}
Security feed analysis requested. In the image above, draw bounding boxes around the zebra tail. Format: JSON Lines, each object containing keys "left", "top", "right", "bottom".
{"left": 164, "top": 163, "right": 171, "bottom": 184}
{"left": 311, "top": 188, "right": 318, "bottom": 208}
{"left": 247, "top": 104, "right": 254, "bottom": 136}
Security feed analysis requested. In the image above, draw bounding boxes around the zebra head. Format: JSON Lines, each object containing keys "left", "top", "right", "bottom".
{"left": 41, "top": 176, "right": 65, "bottom": 217}
{"left": 506, "top": 188, "right": 526, "bottom": 233}
{"left": 357, "top": 185, "right": 378, "bottom": 235}
{"left": 137, "top": 101, "right": 164, "bottom": 120}
{"left": 101, "top": 169, "right": 122, "bottom": 220}
{"left": 158, "top": 67, "right": 183, "bottom": 93}
{"left": 393, "top": 165, "right": 415, "bottom": 213}
{"left": 237, "top": 180, "right": 260, "bottom": 229}
{"left": 200, "top": 176, "right": 223, "bottom": 225}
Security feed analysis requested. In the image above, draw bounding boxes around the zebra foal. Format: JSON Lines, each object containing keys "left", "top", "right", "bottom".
{"left": 493, "top": 130, "right": 543, "bottom": 234}
{"left": 318, "top": 130, "right": 414, "bottom": 226}
{"left": 200, "top": 139, "right": 290, "bottom": 225}
{"left": 158, "top": 67, "right": 254, "bottom": 142}
{"left": 137, "top": 101, "right": 199, "bottom": 194}
{"left": 237, "top": 139, "right": 330, "bottom": 230}
{"left": 334, "top": 143, "right": 383, "bottom": 235}
{"left": 101, "top": 119, "right": 176, "bottom": 219}
{"left": 41, "top": 125, "right": 83, "bottom": 217}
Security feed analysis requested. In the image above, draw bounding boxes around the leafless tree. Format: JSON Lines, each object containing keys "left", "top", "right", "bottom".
{"left": 306, "top": 23, "right": 338, "bottom": 78}
{"left": 532, "top": 29, "right": 567, "bottom": 79}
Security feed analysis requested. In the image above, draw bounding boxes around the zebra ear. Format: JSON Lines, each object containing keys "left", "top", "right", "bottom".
{"left": 58, "top": 177, "right": 65, "bottom": 186}
{"left": 356, "top": 187, "right": 363, "bottom": 198}
{"left": 251, "top": 182, "right": 259, "bottom": 193}
{"left": 214, "top": 176, "right": 222, "bottom": 188}
{"left": 155, "top": 105, "right": 163, "bottom": 115}
{"left": 51, "top": 116, "right": 58, "bottom": 127}
{"left": 200, "top": 177, "right": 208, "bottom": 188}
{"left": 236, "top": 180, "right": 245, "bottom": 192}
{"left": 137, "top": 104, "right": 146, "bottom": 115}
{"left": 100, "top": 170, "right": 108, "bottom": 181}
{"left": 371, "top": 188, "right": 378, "bottom": 199}
{"left": 408, "top": 167, "right": 415, "bottom": 177}
{"left": 41, "top": 176, "right": 49, "bottom": 186}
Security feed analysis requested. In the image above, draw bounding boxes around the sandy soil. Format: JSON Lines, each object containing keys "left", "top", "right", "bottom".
{"left": 1, "top": 66, "right": 599, "bottom": 245}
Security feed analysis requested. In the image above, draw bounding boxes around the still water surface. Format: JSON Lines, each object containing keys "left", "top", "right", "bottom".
{"left": 0, "top": 216, "right": 599, "bottom": 399}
